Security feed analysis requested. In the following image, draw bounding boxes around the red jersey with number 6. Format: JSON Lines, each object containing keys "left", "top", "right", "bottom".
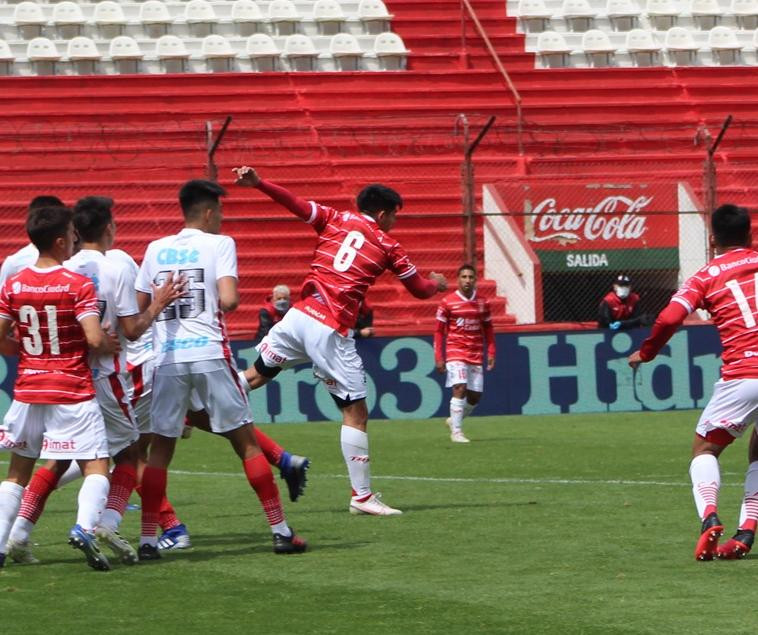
{"left": 300, "top": 202, "right": 417, "bottom": 330}
{"left": 0, "top": 265, "right": 99, "bottom": 404}
{"left": 671, "top": 247, "right": 758, "bottom": 379}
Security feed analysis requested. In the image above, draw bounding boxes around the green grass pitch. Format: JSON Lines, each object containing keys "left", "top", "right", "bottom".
{"left": 1, "top": 411, "right": 757, "bottom": 634}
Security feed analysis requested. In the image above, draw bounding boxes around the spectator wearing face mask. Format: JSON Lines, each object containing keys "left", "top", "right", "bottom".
{"left": 257, "top": 284, "right": 291, "bottom": 342}
{"left": 598, "top": 274, "right": 646, "bottom": 330}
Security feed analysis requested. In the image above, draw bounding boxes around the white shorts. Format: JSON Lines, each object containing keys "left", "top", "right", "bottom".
{"left": 0, "top": 398, "right": 109, "bottom": 460}
{"left": 697, "top": 378, "right": 758, "bottom": 443}
{"left": 124, "top": 358, "right": 154, "bottom": 435}
{"left": 150, "top": 359, "right": 252, "bottom": 438}
{"left": 95, "top": 373, "right": 139, "bottom": 457}
{"left": 257, "top": 308, "right": 367, "bottom": 401}
{"left": 445, "top": 361, "right": 484, "bottom": 392}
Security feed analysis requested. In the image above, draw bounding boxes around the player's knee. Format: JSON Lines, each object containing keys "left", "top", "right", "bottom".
{"left": 254, "top": 355, "right": 282, "bottom": 378}
{"left": 331, "top": 393, "right": 363, "bottom": 410}
{"left": 466, "top": 391, "right": 482, "bottom": 405}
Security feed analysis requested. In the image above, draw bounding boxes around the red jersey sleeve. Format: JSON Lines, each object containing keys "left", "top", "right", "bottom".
{"left": 670, "top": 273, "right": 706, "bottom": 314}
{"left": 639, "top": 301, "right": 689, "bottom": 361}
{"left": 434, "top": 300, "right": 449, "bottom": 362}
{"left": 74, "top": 280, "right": 100, "bottom": 321}
{"left": 386, "top": 241, "right": 417, "bottom": 281}
{"left": 0, "top": 281, "right": 11, "bottom": 321}
{"left": 309, "top": 203, "right": 339, "bottom": 234}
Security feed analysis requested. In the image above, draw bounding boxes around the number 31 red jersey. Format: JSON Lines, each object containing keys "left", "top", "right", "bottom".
{"left": 672, "top": 247, "right": 758, "bottom": 379}
{"left": 0, "top": 265, "right": 99, "bottom": 404}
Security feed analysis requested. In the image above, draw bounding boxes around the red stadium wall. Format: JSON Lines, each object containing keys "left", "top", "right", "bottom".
{"left": 1, "top": 0, "right": 757, "bottom": 336}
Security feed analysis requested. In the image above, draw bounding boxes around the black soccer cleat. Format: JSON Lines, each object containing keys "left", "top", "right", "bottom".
{"left": 694, "top": 512, "right": 724, "bottom": 561}
{"left": 138, "top": 544, "right": 162, "bottom": 562}
{"left": 280, "top": 454, "right": 310, "bottom": 503}
{"left": 272, "top": 529, "right": 307, "bottom": 554}
{"left": 716, "top": 529, "right": 754, "bottom": 560}
{"left": 0, "top": 552, "right": 5, "bottom": 569}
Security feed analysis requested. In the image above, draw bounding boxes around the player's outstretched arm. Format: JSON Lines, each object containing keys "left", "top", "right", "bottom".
{"left": 233, "top": 166, "right": 312, "bottom": 221}
{"left": 401, "top": 271, "right": 447, "bottom": 299}
{"left": 120, "top": 272, "right": 187, "bottom": 341}
{"left": 0, "top": 318, "right": 18, "bottom": 356}
{"left": 628, "top": 300, "right": 688, "bottom": 368}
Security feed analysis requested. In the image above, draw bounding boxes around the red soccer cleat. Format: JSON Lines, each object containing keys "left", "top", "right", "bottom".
{"left": 716, "top": 529, "right": 754, "bottom": 560}
{"left": 694, "top": 512, "right": 724, "bottom": 561}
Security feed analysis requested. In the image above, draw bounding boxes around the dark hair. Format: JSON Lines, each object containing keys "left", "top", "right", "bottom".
{"left": 179, "top": 179, "right": 226, "bottom": 218}
{"left": 711, "top": 204, "right": 751, "bottom": 247}
{"left": 28, "top": 195, "right": 64, "bottom": 213}
{"left": 457, "top": 264, "right": 476, "bottom": 276}
{"left": 356, "top": 184, "right": 403, "bottom": 216}
{"left": 26, "top": 206, "right": 72, "bottom": 252}
{"left": 73, "top": 196, "right": 113, "bottom": 243}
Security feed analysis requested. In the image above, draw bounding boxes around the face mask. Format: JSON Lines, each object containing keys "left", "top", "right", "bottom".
{"left": 615, "top": 286, "right": 630, "bottom": 300}
{"left": 274, "top": 299, "right": 290, "bottom": 313}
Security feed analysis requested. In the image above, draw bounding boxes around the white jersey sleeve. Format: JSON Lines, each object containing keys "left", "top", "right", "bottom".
{"left": 216, "top": 235, "right": 238, "bottom": 280}
{"left": 0, "top": 244, "right": 39, "bottom": 287}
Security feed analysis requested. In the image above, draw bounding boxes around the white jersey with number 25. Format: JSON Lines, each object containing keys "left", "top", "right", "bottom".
{"left": 135, "top": 227, "right": 237, "bottom": 367}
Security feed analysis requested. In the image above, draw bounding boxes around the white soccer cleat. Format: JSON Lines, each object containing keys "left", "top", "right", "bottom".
{"left": 95, "top": 526, "right": 138, "bottom": 565}
{"left": 450, "top": 430, "right": 470, "bottom": 443}
{"left": 7, "top": 539, "right": 39, "bottom": 564}
{"left": 349, "top": 493, "right": 403, "bottom": 516}
{"left": 445, "top": 417, "right": 453, "bottom": 432}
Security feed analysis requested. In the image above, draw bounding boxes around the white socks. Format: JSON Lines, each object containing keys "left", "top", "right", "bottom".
{"left": 341, "top": 425, "right": 371, "bottom": 499}
{"left": 75, "top": 474, "right": 109, "bottom": 532}
{"left": 9, "top": 517, "right": 34, "bottom": 544}
{"left": 57, "top": 462, "right": 83, "bottom": 489}
{"left": 0, "top": 481, "right": 24, "bottom": 554}
{"left": 690, "top": 454, "right": 720, "bottom": 519}
{"left": 99, "top": 508, "right": 122, "bottom": 533}
{"left": 739, "top": 460, "right": 758, "bottom": 526}
{"left": 463, "top": 401, "right": 476, "bottom": 418}
{"left": 449, "top": 397, "right": 465, "bottom": 432}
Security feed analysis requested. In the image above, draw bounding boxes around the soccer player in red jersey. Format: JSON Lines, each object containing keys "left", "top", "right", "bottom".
{"left": 0, "top": 206, "right": 119, "bottom": 570}
{"left": 434, "top": 264, "right": 495, "bottom": 443}
{"left": 233, "top": 166, "right": 447, "bottom": 516}
{"left": 629, "top": 204, "right": 758, "bottom": 561}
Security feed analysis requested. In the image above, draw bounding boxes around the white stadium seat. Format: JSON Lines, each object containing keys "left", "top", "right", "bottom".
{"left": 373, "top": 31, "right": 409, "bottom": 70}
{"left": 561, "top": 0, "right": 596, "bottom": 32}
{"left": 536, "top": 30, "right": 572, "bottom": 68}
{"left": 14, "top": 2, "right": 46, "bottom": 40}
{"left": 140, "top": 1, "right": 172, "bottom": 38}
{"left": 0, "top": 39, "right": 15, "bottom": 76}
{"left": 281, "top": 32, "right": 318, "bottom": 71}
{"left": 582, "top": 29, "right": 615, "bottom": 66}
{"left": 109, "top": 35, "right": 143, "bottom": 74}
{"left": 646, "top": 0, "right": 679, "bottom": 30}
{"left": 201, "top": 34, "right": 236, "bottom": 72}
{"left": 93, "top": 1, "right": 127, "bottom": 39}
{"left": 517, "top": 0, "right": 553, "bottom": 33}
{"left": 27, "top": 37, "right": 60, "bottom": 75}
{"left": 690, "top": 0, "right": 722, "bottom": 29}
{"left": 605, "top": 0, "right": 640, "bottom": 31}
{"left": 245, "top": 32, "right": 279, "bottom": 70}
{"left": 312, "top": 0, "right": 346, "bottom": 35}
{"left": 268, "top": 0, "right": 300, "bottom": 36}
{"left": 665, "top": 26, "right": 698, "bottom": 65}
{"left": 52, "top": 2, "right": 86, "bottom": 40}
{"left": 357, "top": 0, "right": 394, "bottom": 34}
{"left": 231, "top": 0, "right": 265, "bottom": 37}
{"left": 66, "top": 36, "right": 100, "bottom": 75}
{"left": 731, "top": 0, "right": 758, "bottom": 29}
{"left": 625, "top": 28, "right": 661, "bottom": 66}
{"left": 185, "top": 0, "right": 217, "bottom": 38}
{"left": 329, "top": 32, "right": 363, "bottom": 70}
{"left": 708, "top": 26, "right": 741, "bottom": 64}
{"left": 155, "top": 34, "right": 190, "bottom": 73}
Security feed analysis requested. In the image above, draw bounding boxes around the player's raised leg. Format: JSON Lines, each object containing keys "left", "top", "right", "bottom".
{"left": 690, "top": 434, "right": 728, "bottom": 561}
{"left": 718, "top": 428, "right": 758, "bottom": 559}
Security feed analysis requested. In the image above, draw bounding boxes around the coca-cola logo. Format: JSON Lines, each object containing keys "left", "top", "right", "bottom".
{"left": 527, "top": 195, "right": 652, "bottom": 244}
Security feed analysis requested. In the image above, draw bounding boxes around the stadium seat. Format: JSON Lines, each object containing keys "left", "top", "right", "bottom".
{"left": 312, "top": 0, "right": 346, "bottom": 36}
{"left": 582, "top": 29, "right": 616, "bottom": 66}
{"left": 281, "top": 33, "right": 318, "bottom": 71}
{"left": 665, "top": 26, "right": 699, "bottom": 65}
{"left": 201, "top": 34, "right": 236, "bottom": 72}
{"left": 14, "top": 2, "right": 46, "bottom": 40}
{"left": 245, "top": 32, "right": 280, "bottom": 70}
{"left": 155, "top": 34, "right": 190, "bottom": 73}
{"left": 231, "top": 0, "right": 265, "bottom": 37}
{"left": 27, "top": 37, "right": 60, "bottom": 75}
{"left": 731, "top": 0, "right": 758, "bottom": 29}
{"left": 0, "top": 39, "right": 14, "bottom": 76}
{"left": 109, "top": 35, "right": 143, "bottom": 74}
{"left": 646, "top": 0, "right": 679, "bottom": 30}
{"left": 536, "top": 30, "right": 572, "bottom": 67}
{"left": 708, "top": 25, "right": 741, "bottom": 64}
{"left": 140, "top": 1, "right": 172, "bottom": 39}
{"left": 690, "top": 0, "right": 722, "bottom": 29}
{"left": 625, "top": 28, "right": 661, "bottom": 65}
{"left": 268, "top": 0, "right": 300, "bottom": 36}
{"left": 329, "top": 32, "right": 363, "bottom": 70}
{"left": 516, "top": 0, "right": 553, "bottom": 33}
{"left": 184, "top": 0, "right": 217, "bottom": 38}
{"left": 66, "top": 36, "right": 100, "bottom": 75}
{"left": 51, "top": 2, "right": 86, "bottom": 40}
{"left": 372, "top": 31, "right": 409, "bottom": 70}
{"left": 93, "top": 1, "right": 127, "bottom": 39}
{"left": 561, "top": 0, "right": 596, "bottom": 32}
{"left": 605, "top": 0, "right": 640, "bottom": 31}
{"left": 357, "top": 0, "right": 394, "bottom": 35}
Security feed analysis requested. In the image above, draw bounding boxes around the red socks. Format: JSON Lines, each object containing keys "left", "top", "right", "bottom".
{"left": 140, "top": 466, "right": 167, "bottom": 539}
{"left": 243, "top": 454, "right": 284, "bottom": 527}
{"left": 106, "top": 463, "right": 137, "bottom": 516}
{"left": 254, "top": 428, "right": 284, "bottom": 467}
{"left": 18, "top": 467, "right": 61, "bottom": 523}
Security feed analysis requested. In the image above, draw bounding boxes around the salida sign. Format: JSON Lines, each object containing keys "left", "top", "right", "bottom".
{"left": 498, "top": 182, "right": 680, "bottom": 272}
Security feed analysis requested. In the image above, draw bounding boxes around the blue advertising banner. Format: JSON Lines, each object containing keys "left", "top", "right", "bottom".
{"left": 0, "top": 325, "right": 722, "bottom": 422}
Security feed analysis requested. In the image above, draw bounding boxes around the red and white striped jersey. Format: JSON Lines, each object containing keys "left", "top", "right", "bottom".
{"left": 299, "top": 202, "right": 417, "bottom": 330}
{"left": 434, "top": 290, "right": 495, "bottom": 365}
{"left": 671, "top": 247, "right": 758, "bottom": 379}
{"left": 0, "top": 265, "right": 99, "bottom": 404}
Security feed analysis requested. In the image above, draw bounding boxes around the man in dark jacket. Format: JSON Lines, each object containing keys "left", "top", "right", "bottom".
{"left": 598, "top": 274, "right": 647, "bottom": 330}
{"left": 257, "top": 284, "right": 290, "bottom": 342}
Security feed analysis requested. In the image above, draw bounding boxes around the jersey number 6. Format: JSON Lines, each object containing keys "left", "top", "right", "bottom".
{"left": 333, "top": 231, "right": 365, "bottom": 272}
